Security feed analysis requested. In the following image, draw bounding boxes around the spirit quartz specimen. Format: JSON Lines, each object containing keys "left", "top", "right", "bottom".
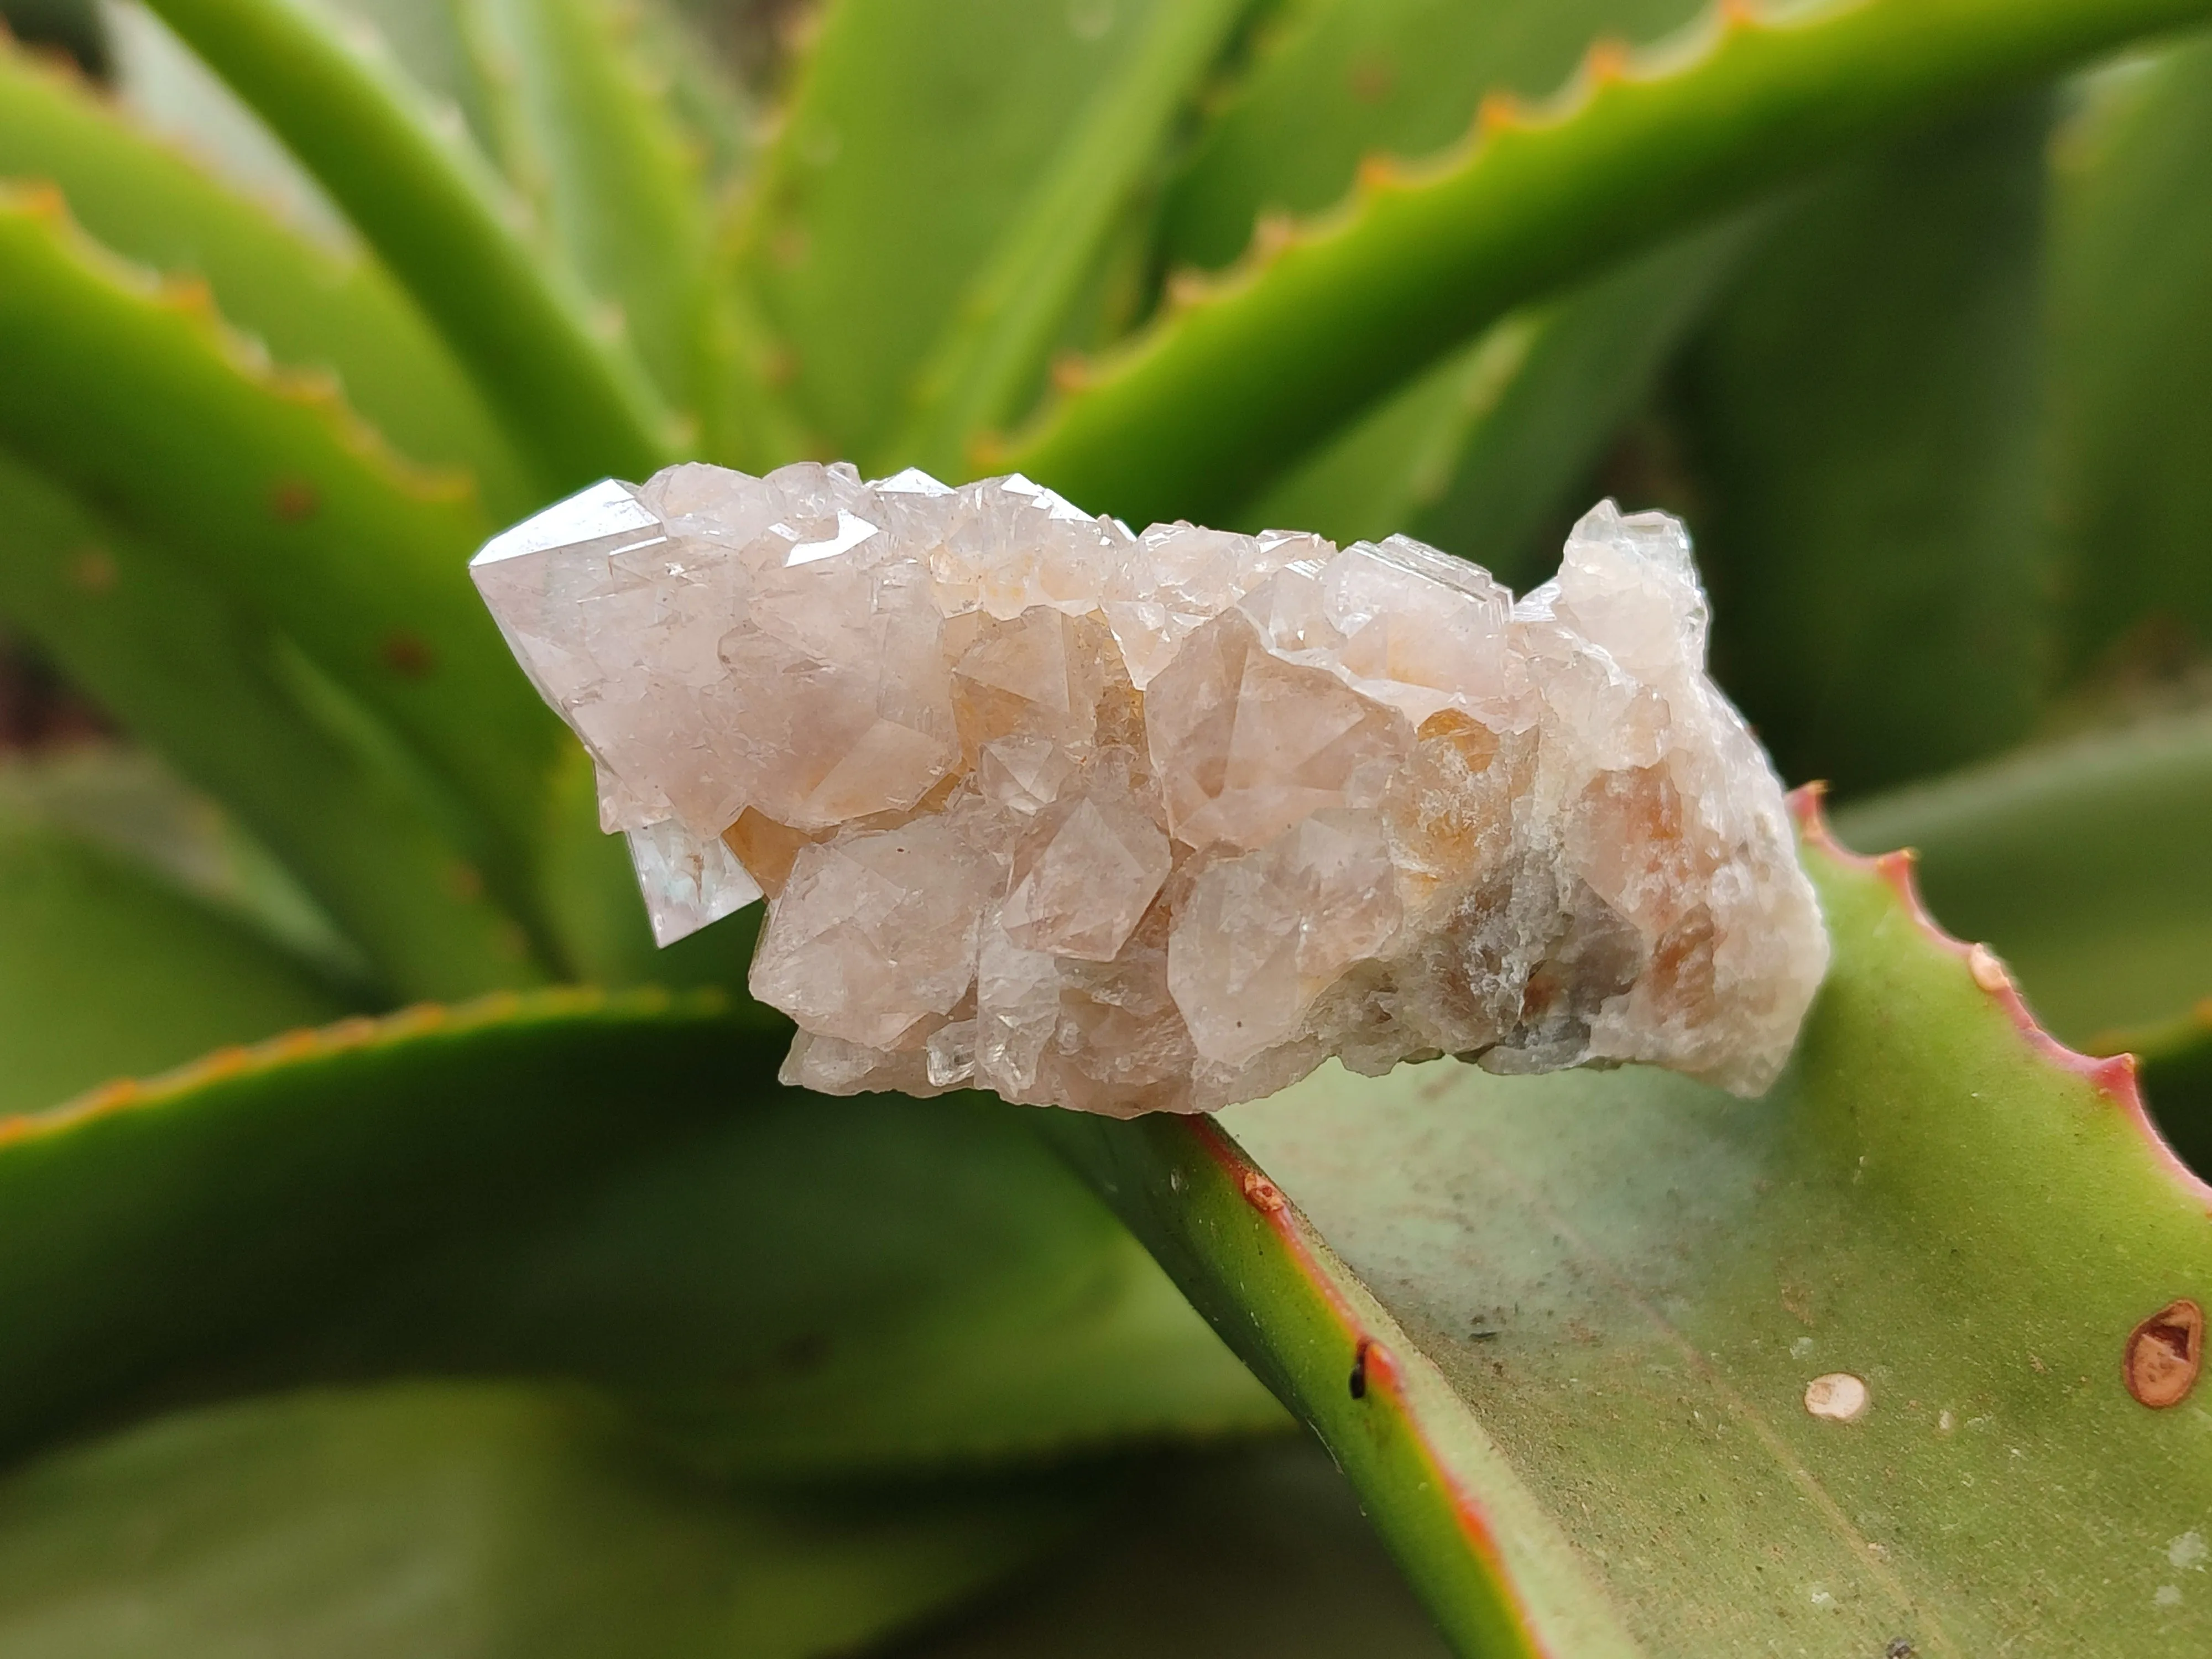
{"left": 472, "top": 462, "right": 1827, "bottom": 1115}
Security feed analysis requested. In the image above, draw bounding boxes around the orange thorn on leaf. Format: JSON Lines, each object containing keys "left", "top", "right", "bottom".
{"left": 1586, "top": 37, "right": 1631, "bottom": 84}
{"left": 1050, "top": 351, "right": 1091, "bottom": 393}
{"left": 1252, "top": 211, "right": 1297, "bottom": 259}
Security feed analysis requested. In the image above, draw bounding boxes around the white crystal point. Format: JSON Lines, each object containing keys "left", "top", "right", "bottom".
{"left": 624, "top": 818, "right": 761, "bottom": 947}
{"left": 472, "top": 465, "right": 1828, "bottom": 1110}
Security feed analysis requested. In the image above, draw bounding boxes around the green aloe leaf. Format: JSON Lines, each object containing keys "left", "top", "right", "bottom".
{"left": 324, "top": 0, "right": 502, "bottom": 151}
{"left": 137, "top": 0, "right": 670, "bottom": 490}
{"left": 1002, "top": 0, "right": 2212, "bottom": 526}
{"left": 1832, "top": 707, "right": 2212, "bottom": 1049}
{"left": 466, "top": 0, "right": 715, "bottom": 424}
{"left": 1043, "top": 796, "right": 2212, "bottom": 1653}
{"left": 0, "top": 450, "right": 546, "bottom": 999}
{"left": 0, "top": 745, "right": 362, "bottom": 983}
{"left": 1150, "top": 0, "right": 1745, "bottom": 581}
{"left": 219, "top": 1084, "right": 1285, "bottom": 1477}
{"left": 2045, "top": 30, "right": 2212, "bottom": 676}
{"left": 98, "top": 1, "right": 353, "bottom": 247}
{"left": 1681, "top": 93, "right": 2052, "bottom": 795}
{"left": 1155, "top": 0, "right": 1704, "bottom": 275}
{"left": 0, "top": 780, "right": 352, "bottom": 1114}
{"left": 1246, "top": 218, "right": 1746, "bottom": 585}
{"left": 0, "top": 1378, "right": 1098, "bottom": 1658}
{"left": 0, "top": 39, "right": 534, "bottom": 517}
{"left": 738, "top": 0, "right": 1246, "bottom": 462}
{"left": 885, "top": 0, "right": 1251, "bottom": 476}
{"left": 905, "top": 1440, "right": 1453, "bottom": 1659}
{"left": 0, "top": 189, "right": 565, "bottom": 898}
{"left": 0, "top": 990, "right": 1278, "bottom": 1472}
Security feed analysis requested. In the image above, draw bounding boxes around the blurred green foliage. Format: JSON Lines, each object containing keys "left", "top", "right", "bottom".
{"left": 0, "top": 0, "right": 2208, "bottom": 1650}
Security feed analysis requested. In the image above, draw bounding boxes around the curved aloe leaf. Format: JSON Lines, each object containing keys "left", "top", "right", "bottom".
{"left": 1044, "top": 793, "right": 2212, "bottom": 1653}
{"left": 0, "top": 452, "right": 537, "bottom": 994}
{"left": 0, "top": 745, "right": 362, "bottom": 982}
{"left": 0, "top": 450, "right": 549, "bottom": 997}
{"left": 0, "top": 40, "right": 535, "bottom": 517}
{"left": 1161, "top": 0, "right": 1747, "bottom": 578}
{"left": 1248, "top": 218, "right": 1746, "bottom": 584}
{"left": 100, "top": 0, "right": 356, "bottom": 247}
{"left": 1002, "top": 0, "right": 2212, "bottom": 525}
{"left": 1156, "top": 0, "right": 1705, "bottom": 276}
{"left": 137, "top": 0, "right": 671, "bottom": 489}
{"left": 886, "top": 0, "right": 1251, "bottom": 476}
{"left": 0, "top": 990, "right": 1279, "bottom": 1472}
{"left": 0, "top": 1379, "right": 1098, "bottom": 1657}
{"left": 2045, "top": 29, "right": 2212, "bottom": 674}
{"left": 323, "top": 0, "right": 502, "bottom": 151}
{"left": 226, "top": 1085, "right": 1287, "bottom": 1478}
{"left": 466, "top": 0, "right": 713, "bottom": 422}
{"left": 906, "top": 1441, "right": 1453, "bottom": 1659}
{"left": 0, "top": 189, "right": 566, "bottom": 893}
{"left": 624, "top": 0, "right": 750, "bottom": 193}
{"left": 1833, "top": 706, "right": 2212, "bottom": 1047}
{"left": 737, "top": 0, "right": 1237, "bottom": 461}
{"left": 0, "top": 789, "right": 352, "bottom": 1114}
{"left": 1682, "top": 93, "right": 2052, "bottom": 795}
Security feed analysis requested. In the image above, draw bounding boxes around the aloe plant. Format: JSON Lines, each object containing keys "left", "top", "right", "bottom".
{"left": 0, "top": 0, "right": 2209, "bottom": 1648}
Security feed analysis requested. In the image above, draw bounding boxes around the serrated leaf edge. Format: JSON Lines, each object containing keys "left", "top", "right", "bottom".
{"left": 0, "top": 179, "right": 484, "bottom": 512}
{"left": 0, "top": 28, "right": 354, "bottom": 273}
{"left": 1796, "top": 781, "right": 2212, "bottom": 1210}
{"left": 982, "top": 0, "right": 1777, "bottom": 471}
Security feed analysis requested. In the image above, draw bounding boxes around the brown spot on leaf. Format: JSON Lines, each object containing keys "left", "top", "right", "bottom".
{"left": 69, "top": 547, "right": 116, "bottom": 593}
{"left": 1240, "top": 1170, "right": 1286, "bottom": 1213}
{"left": 1780, "top": 1282, "right": 1814, "bottom": 1327}
{"left": 381, "top": 632, "right": 435, "bottom": 678}
{"left": 2126, "top": 1298, "right": 2203, "bottom": 1408}
{"left": 770, "top": 224, "right": 808, "bottom": 269}
{"left": 269, "top": 480, "right": 320, "bottom": 522}
{"left": 1349, "top": 1338, "right": 1370, "bottom": 1400}
{"left": 1347, "top": 57, "right": 1394, "bottom": 103}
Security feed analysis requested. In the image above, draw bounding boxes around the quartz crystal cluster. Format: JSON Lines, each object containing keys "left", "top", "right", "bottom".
{"left": 472, "top": 462, "right": 1827, "bottom": 1113}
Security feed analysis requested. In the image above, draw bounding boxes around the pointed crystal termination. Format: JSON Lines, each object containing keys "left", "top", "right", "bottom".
{"left": 471, "top": 462, "right": 1828, "bottom": 1113}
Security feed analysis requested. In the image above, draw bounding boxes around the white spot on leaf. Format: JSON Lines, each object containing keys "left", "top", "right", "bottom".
{"left": 1804, "top": 1373, "right": 1869, "bottom": 1422}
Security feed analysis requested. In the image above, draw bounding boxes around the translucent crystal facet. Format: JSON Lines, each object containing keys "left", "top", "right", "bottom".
{"left": 472, "top": 465, "right": 1828, "bottom": 1113}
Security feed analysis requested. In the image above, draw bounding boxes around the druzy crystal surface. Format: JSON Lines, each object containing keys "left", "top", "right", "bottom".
{"left": 472, "top": 462, "right": 1826, "bottom": 1113}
